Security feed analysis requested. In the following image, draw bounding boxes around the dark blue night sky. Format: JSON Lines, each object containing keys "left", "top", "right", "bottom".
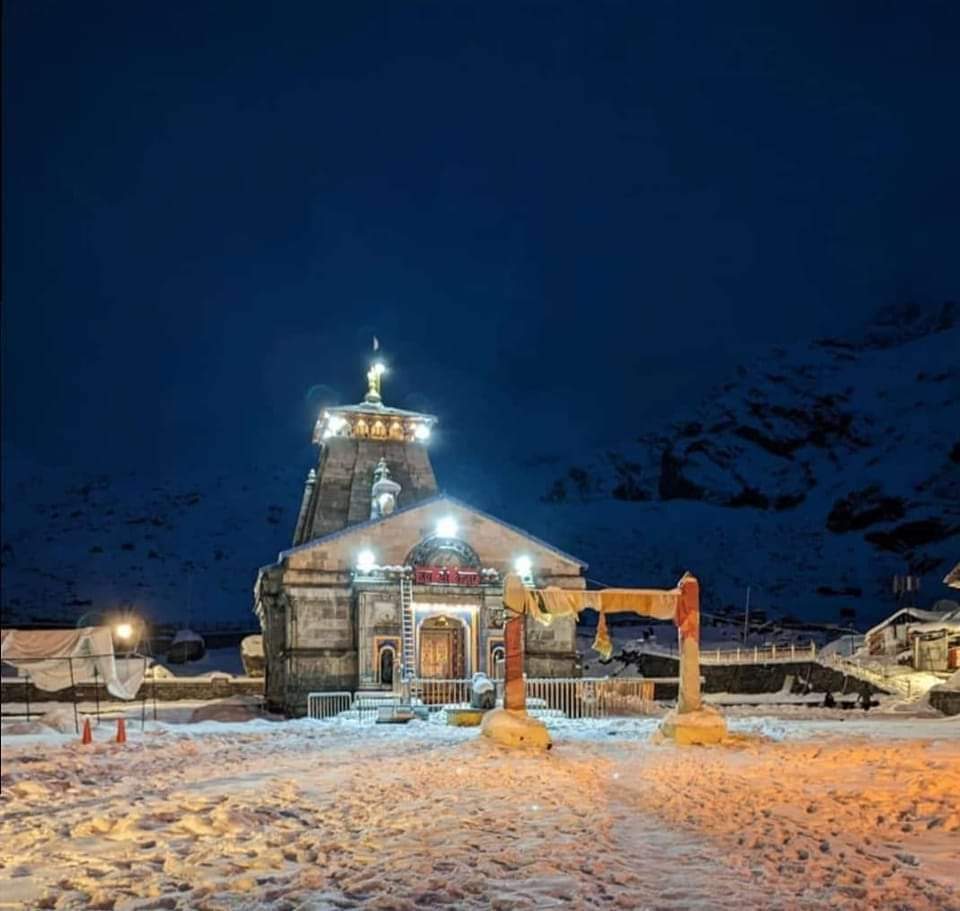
{"left": 4, "top": 1, "right": 960, "bottom": 488}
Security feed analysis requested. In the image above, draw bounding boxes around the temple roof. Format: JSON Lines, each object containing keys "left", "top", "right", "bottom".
{"left": 311, "top": 358, "right": 438, "bottom": 443}
{"left": 276, "top": 492, "right": 589, "bottom": 570}
{"left": 324, "top": 400, "right": 438, "bottom": 420}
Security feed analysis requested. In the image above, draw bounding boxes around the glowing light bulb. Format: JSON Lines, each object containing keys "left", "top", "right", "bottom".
{"left": 414, "top": 424, "right": 431, "bottom": 442}
{"left": 514, "top": 555, "right": 533, "bottom": 578}
{"left": 115, "top": 622, "right": 134, "bottom": 641}
{"left": 436, "top": 517, "right": 458, "bottom": 538}
{"left": 356, "top": 550, "right": 376, "bottom": 573}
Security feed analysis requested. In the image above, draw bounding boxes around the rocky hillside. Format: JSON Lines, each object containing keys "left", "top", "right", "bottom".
{"left": 528, "top": 301, "right": 959, "bottom": 623}
{"left": 0, "top": 461, "right": 302, "bottom": 628}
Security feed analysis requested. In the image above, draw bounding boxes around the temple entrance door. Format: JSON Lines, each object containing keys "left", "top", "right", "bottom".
{"left": 418, "top": 616, "right": 465, "bottom": 679}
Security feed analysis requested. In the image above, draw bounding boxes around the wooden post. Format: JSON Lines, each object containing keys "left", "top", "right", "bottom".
{"left": 676, "top": 573, "right": 702, "bottom": 714}
{"left": 503, "top": 614, "right": 525, "bottom": 711}
{"left": 94, "top": 664, "right": 100, "bottom": 725}
{"left": 68, "top": 657, "right": 79, "bottom": 734}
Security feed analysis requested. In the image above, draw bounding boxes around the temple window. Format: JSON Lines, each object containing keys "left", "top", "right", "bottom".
{"left": 389, "top": 421, "right": 405, "bottom": 440}
{"left": 377, "top": 644, "right": 396, "bottom": 685}
{"left": 490, "top": 644, "right": 506, "bottom": 678}
{"left": 355, "top": 419, "right": 369, "bottom": 438}
{"left": 371, "top": 420, "right": 387, "bottom": 439}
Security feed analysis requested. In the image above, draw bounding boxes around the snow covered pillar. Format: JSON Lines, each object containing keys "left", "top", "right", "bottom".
{"left": 482, "top": 604, "right": 551, "bottom": 749}
{"left": 503, "top": 615, "right": 526, "bottom": 711}
{"left": 659, "top": 571, "right": 724, "bottom": 744}
{"left": 676, "top": 573, "right": 702, "bottom": 714}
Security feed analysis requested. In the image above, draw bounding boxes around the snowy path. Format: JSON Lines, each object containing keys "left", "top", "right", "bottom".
{"left": 1, "top": 715, "right": 958, "bottom": 910}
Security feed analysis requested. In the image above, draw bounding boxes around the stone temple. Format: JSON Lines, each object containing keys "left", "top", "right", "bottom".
{"left": 254, "top": 359, "right": 587, "bottom": 716}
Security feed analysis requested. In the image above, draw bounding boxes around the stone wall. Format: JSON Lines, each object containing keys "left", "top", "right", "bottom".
{"left": 611, "top": 653, "right": 888, "bottom": 696}
{"left": 526, "top": 614, "right": 578, "bottom": 677}
{"left": 300, "top": 438, "right": 438, "bottom": 541}
{"left": 1, "top": 677, "right": 264, "bottom": 705}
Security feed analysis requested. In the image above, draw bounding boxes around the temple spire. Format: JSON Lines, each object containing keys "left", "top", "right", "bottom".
{"left": 365, "top": 340, "right": 386, "bottom": 404}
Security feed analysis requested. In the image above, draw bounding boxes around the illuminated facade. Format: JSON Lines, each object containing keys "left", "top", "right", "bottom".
{"left": 254, "top": 360, "right": 586, "bottom": 716}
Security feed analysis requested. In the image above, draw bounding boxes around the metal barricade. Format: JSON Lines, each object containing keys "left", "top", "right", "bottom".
{"left": 306, "top": 691, "right": 352, "bottom": 720}
{"left": 412, "top": 678, "right": 473, "bottom": 707}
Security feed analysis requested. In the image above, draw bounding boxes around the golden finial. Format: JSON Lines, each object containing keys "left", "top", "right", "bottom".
{"left": 366, "top": 360, "right": 386, "bottom": 403}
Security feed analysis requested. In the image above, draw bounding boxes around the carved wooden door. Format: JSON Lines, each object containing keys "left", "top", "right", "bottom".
{"left": 420, "top": 628, "right": 455, "bottom": 678}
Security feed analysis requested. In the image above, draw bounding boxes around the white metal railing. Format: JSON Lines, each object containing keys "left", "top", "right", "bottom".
{"left": 352, "top": 694, "right": 407, "bottom": 722}
{"left": 307, "top": 677, "right": 661, "bottom": 722}
{"left": 698, "top": 642, "right": 818, "bottom": 665}
{"left": 593, "top": 678, "right": 657, "bottom": 716}
{"left": 525, "top": 676, "right": 599, "bottom": 718}
{"left": 820, "top": 654, "right": 937, "bottom": 698}
{"left": 306, "top": 691, "right": 352, "bottom": 720}
{"left": 524, "top": 676, "right": 656, "bottom": 718}
{"left": 412, "top": 677, "right": 474, "bottom": 707}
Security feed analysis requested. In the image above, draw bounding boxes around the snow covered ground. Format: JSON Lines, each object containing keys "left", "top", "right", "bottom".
{"left": 2, "top": 706, "right": 958, "bottom": 910}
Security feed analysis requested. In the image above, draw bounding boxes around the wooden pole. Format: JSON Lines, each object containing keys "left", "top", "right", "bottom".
{"left": 68, "top": 657, "right": 79, "bottom": 734}
{"left": 94, "top": 664, "right": 100, "bottom": 725}
{"left": 503, "top": 614, "right": 525, "bottom": 711}
{"left": 141, "top": 657, "right": 147, "bottom": 731}
{"left": 676, "top": 573, "right": 702, "bottom": 714}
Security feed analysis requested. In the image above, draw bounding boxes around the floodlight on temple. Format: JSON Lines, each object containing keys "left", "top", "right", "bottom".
{"left": 514, "top": 555, "right": 533, "bottom": 581}
{"left": 356, "top": 549, "right": 377, "bottom": 573}
{"left": 436, "top": 516, "right": 458, "bottom": 538}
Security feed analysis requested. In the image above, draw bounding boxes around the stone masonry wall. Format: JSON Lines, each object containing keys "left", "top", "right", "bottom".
{"left": 526, "top": 614, "right": 578, "bottom": 677}
{"left": 613, "top": 653, "right": 887, "bottom": 696}
{"left": 1, "top": 677, "right": 264, "bottom": 705}
{"left": 303, "top": 438, "right": 437, "bottom": 540}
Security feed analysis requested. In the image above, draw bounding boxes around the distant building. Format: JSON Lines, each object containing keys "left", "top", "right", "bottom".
{"left": 864, "top": 604, "right": 960, "bottom": 672}
{"left": 254, "top": 359, "right": 585, "bottom": 715}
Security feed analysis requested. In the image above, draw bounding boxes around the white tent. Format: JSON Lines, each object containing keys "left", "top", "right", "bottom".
{"left": 0, "top": 627, "right": 146, "bottom": 700}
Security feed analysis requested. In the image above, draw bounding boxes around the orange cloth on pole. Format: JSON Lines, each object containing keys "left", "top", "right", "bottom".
{"left": 592, "top": 612, "right": 613, "bottom": 659}
{"left": 501, "top": 574, "right": 681, "bottom": 660}
{"left": 503, "top": 581, "right": 679, "bottom": 625}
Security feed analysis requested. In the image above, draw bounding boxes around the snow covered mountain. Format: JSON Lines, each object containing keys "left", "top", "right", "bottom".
{"left": 0, "top": 459, "right": 303, "bottom": 629}
{"left": 2, "top": 303, "right": 957, "bottom": 630}
{"left": 521, "top": 301, "right": 959, "bottom": 625}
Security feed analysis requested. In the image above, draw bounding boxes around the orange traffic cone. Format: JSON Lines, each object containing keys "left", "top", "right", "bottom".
{"left": 115, "top": 718, "right": 126, "bottom": 744}
{"left": 81, "top": 718, "right": 92, "bottom": 745}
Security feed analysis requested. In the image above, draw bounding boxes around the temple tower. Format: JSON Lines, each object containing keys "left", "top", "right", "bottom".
{"left": 292, "top": 358, "right": 439, "bottom": 545}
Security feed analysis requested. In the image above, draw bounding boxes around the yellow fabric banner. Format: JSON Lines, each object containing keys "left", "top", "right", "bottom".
{"left": 501, "top": 575, "right": 680, "bottom": 660}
